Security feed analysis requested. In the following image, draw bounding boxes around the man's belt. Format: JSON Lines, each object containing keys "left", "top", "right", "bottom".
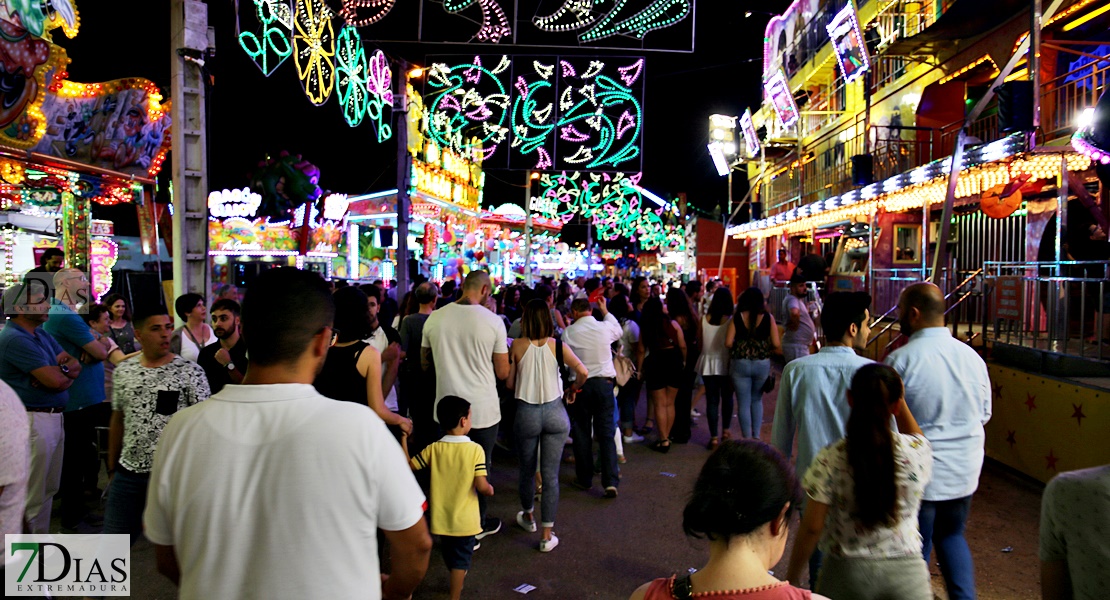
{"left": 26, "top": 406, "right": 65, "bottom": 413}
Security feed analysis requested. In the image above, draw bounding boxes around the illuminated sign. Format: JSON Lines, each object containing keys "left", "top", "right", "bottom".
{"left": 208, "top": 188, "right": 263, "bottom": 218}
{"left": 740, "top": 110, "right": 761, "bottom": 158}
{"left": 90, "top": 238, "right": 119, "bottom": 303}
{"left": 90, "top": 220, "right": 115, "bottom": 237}
{"left": 209, "top": 216, "right": 298, "bottom": 253}
{"left": 764, "top": 69, "right": 799, "bottom": 129}
{"left": 322, "top": 193, "right": 351, "bottom": 221}
{"left": 411, "top": 160, "right": 482, "bottom": 212}
{"left": 827, "top": 0, "right": 870, "bottom": 84}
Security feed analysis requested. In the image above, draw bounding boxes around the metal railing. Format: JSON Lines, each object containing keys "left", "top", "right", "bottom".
{"left": 865, "top": 268, "right": 983, "bottom": 358}
{"left": 871, "top": 0, "right": 940, "bottom": 52}
{"left": 1039, "top": 56, "right": 1110, "bottom": 143}
{"left": 983, "top": 261, "right": 1108, "bottom": 362}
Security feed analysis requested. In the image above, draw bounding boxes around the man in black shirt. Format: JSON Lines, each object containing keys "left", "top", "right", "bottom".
{"left": 197, "top": 299, "right": 248, "bottom": 394}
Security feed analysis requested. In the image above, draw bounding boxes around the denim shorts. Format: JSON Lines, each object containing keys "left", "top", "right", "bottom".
{"left": 440, "top": 535, "right": 476, "bottom": 571}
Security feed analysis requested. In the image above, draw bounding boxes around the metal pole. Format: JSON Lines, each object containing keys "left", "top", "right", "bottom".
{"left": 922, "top": 195, "right": 929, "bottom": 282}
{"left": 395, "top": 75, "right": 411, "bottom": 298}
{"left": 868, "top": 206, "right": 876, "bottom": 300}
{"left": 524, "top": 170, "right": 533, "bottom": 287}
{"left": 170, "top": 0, "right": 210, "bottom": 313}
{"left": 1054, "top": 153, "right": 1068, "bottom": 349}
{"left": 727, "top": 169, "right": 733, "bottom": 220}
{"left": 1031, "top": 0, "right": 1042, "bottom": 137}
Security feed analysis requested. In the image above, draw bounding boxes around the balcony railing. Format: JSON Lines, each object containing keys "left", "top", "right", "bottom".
{"left": 871, "top": 0, "right": 940, "bottom": 53}
{"left": 1040, "top": 56, "right": 1110, "bottom": 143}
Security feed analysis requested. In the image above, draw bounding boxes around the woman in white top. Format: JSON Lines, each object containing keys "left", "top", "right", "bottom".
{"left": 696, "top": 287, "right": 736, "bottom": 450}
{"left": 169, "top": 293, "right": 217, "bottom": 362}
{"left": 786, "top": 363, "right": 933, "bottom": 600}
{"left": 507, "top": 299, "right": 588, "bottom": 553}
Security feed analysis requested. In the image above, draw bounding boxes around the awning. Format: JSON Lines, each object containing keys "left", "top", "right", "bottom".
{"left": 884, "top": 0, "right": 1029, "bottom": 56}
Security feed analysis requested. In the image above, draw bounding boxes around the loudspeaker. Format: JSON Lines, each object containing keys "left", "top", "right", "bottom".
{"left": 377, "top": 226, "right": 395, "bottom": 248}
{"left": 997, "top": 80, "right": 1034, "bottom": 133}
{"left": 851, "top": 154, "right": 874, "bottom": 186}
{"left": 751, "top": 202, "right": 762, "bottom": 221}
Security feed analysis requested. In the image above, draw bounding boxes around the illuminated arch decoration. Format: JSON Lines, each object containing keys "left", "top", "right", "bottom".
{"left": 293, "top": 0, "right": 337, "bottom": 106}
{"left": 237, "top": 0, "right": 293, "bottom": 77}
{"left": 576, "top": 0, "right": 691, "bottom": 42}
{"left": 534, "top": 171, "right": 680, "bottom": 250}
{"left": 426, "top": 55, "right": 644, "bottom": 171}
{"left": 0, "top": 0, "right": 79, "bottom": 39}
{"left": 425, "top": 55, "right": 512, "bottom": 161}
{"left": 339, "top": 0, "right": 397, "bottom": 27}
{"left": 335, "top": 26, "right": 368, "bottom": 126}
{"left": 366, "top": 49, "right": 393, "bottom": 141}
{"left": 435, "top": 0, "right": 512, "bottom": 43}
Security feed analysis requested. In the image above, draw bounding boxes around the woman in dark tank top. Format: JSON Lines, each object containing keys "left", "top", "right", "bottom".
{"left": 313, "top": 287, "right": 412, "bottom": 439}
{"left": 725, "top": 288, "right": 781, "bottom": 440}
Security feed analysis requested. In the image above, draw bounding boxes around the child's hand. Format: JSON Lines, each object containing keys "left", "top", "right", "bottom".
{"left": 485, "top": 484, "right": 494, "bottom": 496}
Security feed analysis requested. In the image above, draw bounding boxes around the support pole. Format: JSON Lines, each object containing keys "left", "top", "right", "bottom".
{"left": 524, "top": 170, "right": 533, "bottom": 287}
{"left": 395, "top": 78, "right": 412, "bottom": 297}
{"left": 1054, "top": 153, "right": 1068, "bottom": 348}
{"left": 170, "top": 0, "right": 210, "bottom": 313}
{"left": 1031, "top": 0, "right": 1042, "bottom": 136}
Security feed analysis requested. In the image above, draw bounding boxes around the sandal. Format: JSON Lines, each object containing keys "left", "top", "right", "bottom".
{"left": 721, "top": 430, "right": 732, "bottom": 442}
{"left": 649, "top": 440, "right": 671, "bottom": 454}
{"left": 707, "top": 437, "right": 719, "bottom": 450}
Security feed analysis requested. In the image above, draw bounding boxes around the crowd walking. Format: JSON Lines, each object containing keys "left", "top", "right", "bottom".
{"left": 0, "top": 264, "right": 1101, "bottom": 599}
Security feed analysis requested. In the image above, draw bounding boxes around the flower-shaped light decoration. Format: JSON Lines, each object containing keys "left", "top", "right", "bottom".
{"left": 293, "top": 0, "right": 336, "bottom": 106}
{"left": 334, "top": 26, "right": 368, "bottom": 127}
{"left": 238, "top": 0, "right": 293, "bottom": 77}
{"left": 366, "top": 49, "right": 394, "bottom": 142}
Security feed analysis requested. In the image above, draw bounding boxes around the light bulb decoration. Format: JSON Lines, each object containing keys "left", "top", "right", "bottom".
{"left": 335, "top": 25, "right": 368, "bottom": 126}
{"left": 1072, "top": 91, "right": 1110, "bottom": 166}
{"left": 339, "top": 0, "right": 396, "bottom": 27}
{"left": 366, "top": 49, "right": 394, "bottom": 142}
{"left": 35, "top": 77, "right": 172, "bottom": 179}
{"left": 533, "top": 0, "right": 598, "bottom": 32}
{"left": 578, "top": 0, "right": 691, "bottom": 42}
{"left": 436, "top": 0, "right": 512, "bottom": 43}
{"left": 238, "top": 0, "right": 293, "bottom": 77}
{"left": 293, "top": 0, "right": 337, "bottom": 106}
{"left": 426, "top": 55, "right": 644, "bottom": 172}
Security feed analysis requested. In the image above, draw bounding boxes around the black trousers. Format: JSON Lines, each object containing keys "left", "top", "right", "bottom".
{"left": 59, "top": 402, "right": 109, "bottom": 526}
{"left": 670, "top": 369, "right": 697, "bottom": 443}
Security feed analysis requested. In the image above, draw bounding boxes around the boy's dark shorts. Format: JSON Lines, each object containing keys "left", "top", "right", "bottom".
{"left": 440, "top": 535, "right": 476, "bottom": 571}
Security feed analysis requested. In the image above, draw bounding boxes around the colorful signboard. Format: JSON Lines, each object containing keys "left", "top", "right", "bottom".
{"left": 826, "top": 0, "right": 870, "bottom": 84}
{"left": 209, "top": 188, "right": 263, "bottom": 218}
{"left": 740, "top": 109, "right": 760, "bottom": 158}
{"left": 209, "top": 216, "right": 299, "bottom": 253}
{"left": 90, "top": 237, "right": 118, "bottom": 302}
{"left": 764, "top": 69, "right": 799, "bottom": 129}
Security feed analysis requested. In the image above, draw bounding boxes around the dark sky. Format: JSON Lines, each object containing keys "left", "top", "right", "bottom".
{"left": 58, "top": 0, "right": 783, "bottom": 235}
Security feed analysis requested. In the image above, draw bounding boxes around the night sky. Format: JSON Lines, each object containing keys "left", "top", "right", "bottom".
{"left": 58, "top": 0, "right": 785, "bottom": 239}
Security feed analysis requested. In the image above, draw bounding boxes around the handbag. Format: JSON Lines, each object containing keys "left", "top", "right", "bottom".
{"left": 761, "top": 373, "right": 776, "bottom": 394}
{"left": 613, "top": 352, "right": 636, "bottom": 387}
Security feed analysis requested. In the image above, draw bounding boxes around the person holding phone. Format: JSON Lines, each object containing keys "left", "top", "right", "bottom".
{"left": 105, "top": 306, "right": 211, "bottom": 542}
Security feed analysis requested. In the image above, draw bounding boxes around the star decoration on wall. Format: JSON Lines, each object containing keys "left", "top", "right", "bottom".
{"left": 1024, "top": 393, "right": 1037, "bottom": 411}
{"left": 992, "top": 382, "right": 1003, "bottom": 401}
{"left": 1071, "top": 403, "right": 1086, "bottom": 427}
{"left": 1045, "top": 449, "right": 1059, "bottom": 471}
{"left": 1005, "top": 430, "right": 1016, "bottom": 449}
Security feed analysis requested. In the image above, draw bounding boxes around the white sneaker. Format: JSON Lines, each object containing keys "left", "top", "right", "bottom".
{"left": 623, "top": 432, "right": 645, "bottom": 443}
{"left": 539, "top": 534, "right": 559, "bottom": 553}
{"left": 691, "top": 408, "right": 702, "bottom": 417}
{"left": 516, "top": 511, "right": 537, "bottom": 533}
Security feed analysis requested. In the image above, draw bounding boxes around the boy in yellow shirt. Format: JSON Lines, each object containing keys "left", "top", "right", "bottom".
{"left": 403, "top": 395, "right": 494, "bottom": 600}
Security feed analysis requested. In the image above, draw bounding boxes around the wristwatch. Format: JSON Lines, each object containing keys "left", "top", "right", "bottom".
{"left": 227, "top": 362, "right": 236, "bottom": 371}
{"left": 60, "top": 364, "right": 71, "bottom": 375}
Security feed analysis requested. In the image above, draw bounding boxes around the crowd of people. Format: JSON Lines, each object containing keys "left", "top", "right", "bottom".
{"left": 0, "top": 253, "right": 1105, "bottom": 599}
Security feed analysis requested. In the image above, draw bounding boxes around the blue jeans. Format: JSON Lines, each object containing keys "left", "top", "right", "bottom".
{"left": 569, "top": 378, "right": 619, "bottom": 489}
{"left": 919, "top": 496, "right": 976, "bottom": 600}
{"left": 103, "top": 468, "right": 150, "bottom": 544}
{"left": 730, "top": 358, "right": 770, "bottom": 438}
{"left": 514, "top": 400, "right": 570, "bottom": 527}
{"left": 617, "top": 376, "right": 643, "bottom": 431}
{"left": 703, "top": 375, "right": 733, "bottom": 438}
{"left": 467, "top": 424, "right": 499, "bottom": 526}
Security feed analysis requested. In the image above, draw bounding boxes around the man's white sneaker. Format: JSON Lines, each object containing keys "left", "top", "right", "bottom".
{"left": 623, "top": 432, "right": 645, "bottom": 443}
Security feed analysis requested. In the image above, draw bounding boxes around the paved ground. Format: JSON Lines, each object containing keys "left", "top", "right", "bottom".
{"left": 55, "top": 376, "right": 1044, "bottom": 599}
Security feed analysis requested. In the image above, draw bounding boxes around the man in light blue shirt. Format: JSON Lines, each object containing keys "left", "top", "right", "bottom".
{"left": 772, "top": 291, "right": 874, "bottom": 587}
{"left": 885, "top": 283, "right": 991, "bottom": 600}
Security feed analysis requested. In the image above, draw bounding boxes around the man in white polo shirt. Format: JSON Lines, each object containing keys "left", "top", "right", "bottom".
{"left": 422, "top": 270, "right": 510, "bottom": 540}
{"left": 144, "top": 268, "right": 431, "bottom": 599}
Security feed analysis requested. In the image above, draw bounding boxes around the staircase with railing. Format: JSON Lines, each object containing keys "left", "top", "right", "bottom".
{"left": 864, "top": 268, "right": 984, "bottom": 360}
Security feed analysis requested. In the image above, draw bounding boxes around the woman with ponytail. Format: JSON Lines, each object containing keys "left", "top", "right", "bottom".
{"left": 785, "top": 363, "right": 933, "bottom": 599}
{"left": 630, "top": 440, "right": 828, "bottom": 600}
